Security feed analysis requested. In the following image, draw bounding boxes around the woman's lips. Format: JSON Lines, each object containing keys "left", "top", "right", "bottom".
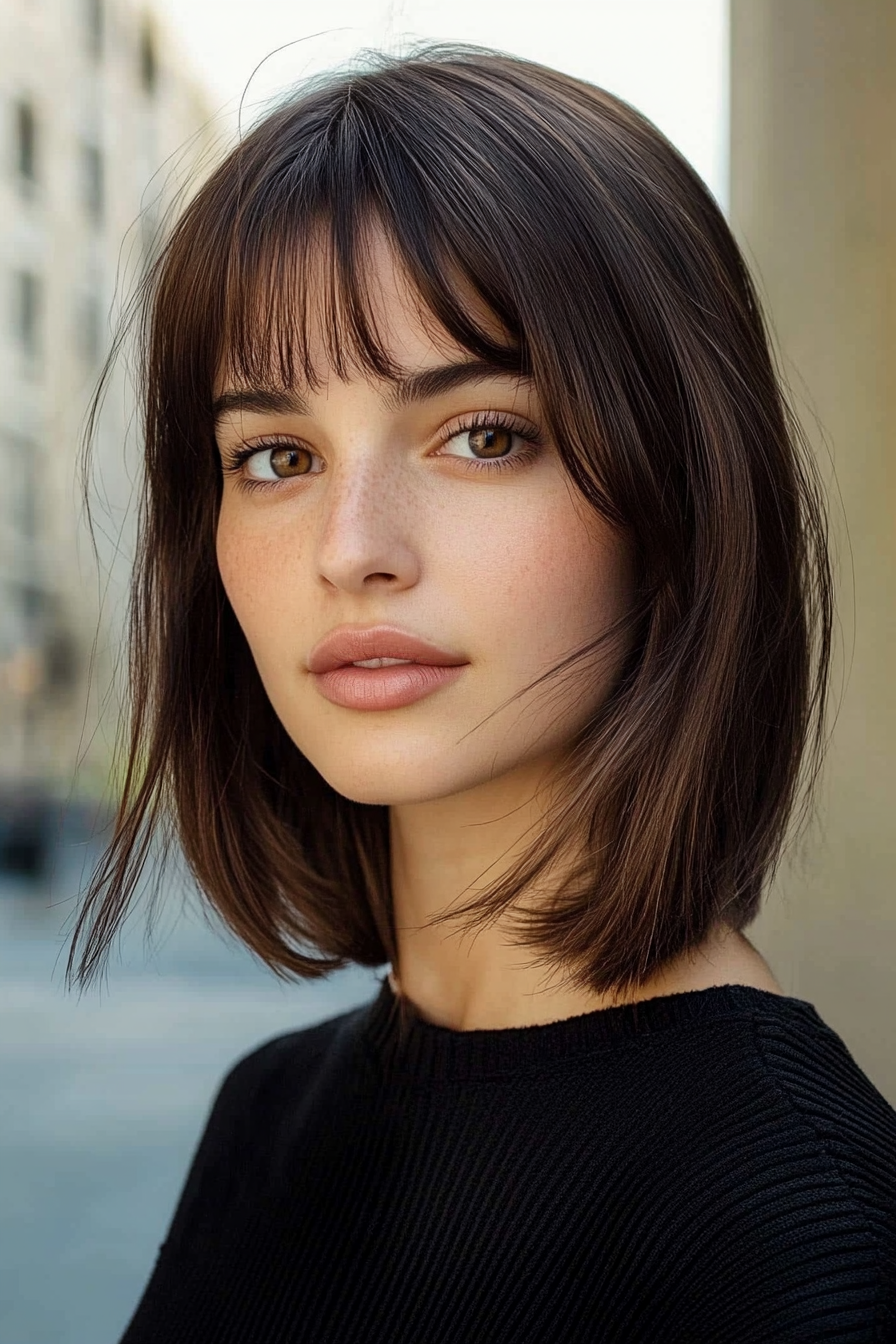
{"left": 307, "top": 624, "right": 466, "bottom": 674}
{"left": 311, "top": 661, "right": 467, "bottom": 710}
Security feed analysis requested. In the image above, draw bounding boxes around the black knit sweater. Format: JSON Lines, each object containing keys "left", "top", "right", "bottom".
{"left": 118, "top": 975, "right": 896, "bottom": 1342}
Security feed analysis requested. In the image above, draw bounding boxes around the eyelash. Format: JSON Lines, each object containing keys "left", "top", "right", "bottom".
{"left": 218, "top": 412, "right": 544, "bottom": 495}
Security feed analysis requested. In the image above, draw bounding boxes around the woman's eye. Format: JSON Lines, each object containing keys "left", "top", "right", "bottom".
{"left": 223, "top": 420, "right": 541, "bottom": 489}
{"left": 245, "top": 443, "right": 318, "bottom": 479}
{"left": 442, "top": 425, "right": 517, "bottom": 461}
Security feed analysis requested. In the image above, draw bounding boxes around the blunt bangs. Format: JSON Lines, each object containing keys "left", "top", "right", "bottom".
{"left": 66, "top": 46, "right": 833, "bottom": 1019}
{"left": 215, "top": 135, "right": 527, "bottom": 403}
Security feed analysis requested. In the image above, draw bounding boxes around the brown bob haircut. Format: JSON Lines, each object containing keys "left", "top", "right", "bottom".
{"left": 66, "top": 45, "right": 833, "bottom": 1012}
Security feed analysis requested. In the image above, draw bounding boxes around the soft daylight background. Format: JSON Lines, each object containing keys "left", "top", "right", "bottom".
{"left": 3, "top": 1, "right": 895, "bottom": 1341}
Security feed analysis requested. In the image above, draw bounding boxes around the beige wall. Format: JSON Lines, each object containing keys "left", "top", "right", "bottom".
{"left": 730, "top": 0, "right": 896, "bottom": 1103}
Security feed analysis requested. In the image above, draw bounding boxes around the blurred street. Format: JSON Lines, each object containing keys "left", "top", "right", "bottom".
{"left": 0, "top": 829, "right": 382, "bottom": 1344}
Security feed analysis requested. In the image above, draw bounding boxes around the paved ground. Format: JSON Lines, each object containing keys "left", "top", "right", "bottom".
{"left": 0, "top": 838, "right": 382, "bottom": 1344}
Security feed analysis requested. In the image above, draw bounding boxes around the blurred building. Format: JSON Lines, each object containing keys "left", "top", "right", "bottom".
{"left": 0, "top": 0, "right": 214, "bottom": 810}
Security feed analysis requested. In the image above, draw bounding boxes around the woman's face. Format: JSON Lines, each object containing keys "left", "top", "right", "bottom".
{"left": 214, "top": 232, "right": 635, "bottom": 807}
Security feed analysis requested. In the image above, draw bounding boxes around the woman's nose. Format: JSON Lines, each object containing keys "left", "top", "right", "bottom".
{"left": 311, "top": 451, "right": 421, "bottom": 595}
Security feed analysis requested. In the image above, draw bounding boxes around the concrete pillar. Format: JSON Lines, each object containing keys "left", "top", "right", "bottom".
{"left": 730, "top": 0, "right": 896, "bottom": 1101}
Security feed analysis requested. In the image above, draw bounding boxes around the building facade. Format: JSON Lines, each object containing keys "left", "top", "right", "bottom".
{"left": 0, "top": 0, "right": 214, "bottom": 800}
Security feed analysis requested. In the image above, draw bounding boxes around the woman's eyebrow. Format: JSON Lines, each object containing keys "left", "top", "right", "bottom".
{"left": 212, "top": 387, "right": 308, "bottom": 425}
{"left": 212, "top": 358, "right": 530, "bottom": 427}
{"left": 384, "top": 358, "right": 530, "bottom": 408}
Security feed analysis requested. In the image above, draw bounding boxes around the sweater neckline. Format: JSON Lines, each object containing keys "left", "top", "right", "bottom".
{"left": 360, "top": 972, "right": 818, "bottom": 1084}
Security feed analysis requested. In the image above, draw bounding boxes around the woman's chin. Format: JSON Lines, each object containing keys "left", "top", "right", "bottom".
{"left": 308, "top": 759, "right": 487, "bottom": 809}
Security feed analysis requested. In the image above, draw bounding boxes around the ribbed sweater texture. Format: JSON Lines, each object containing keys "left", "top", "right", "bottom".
{"left": 118, "top": 976, "right": 896, "bottom": 1342}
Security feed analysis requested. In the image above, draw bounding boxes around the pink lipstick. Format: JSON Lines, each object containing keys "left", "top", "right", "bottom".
{"left": 307, "top": 625, "right": 469, "bottom": 711}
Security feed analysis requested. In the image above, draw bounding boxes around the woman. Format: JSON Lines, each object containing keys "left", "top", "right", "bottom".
{"left": 69, "top": 45, "right": 896, "bottom": 1342}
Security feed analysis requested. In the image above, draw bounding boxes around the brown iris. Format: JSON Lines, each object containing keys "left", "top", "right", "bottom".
{"left": 468, "top": 426, "right": 513, "bottom": 458}
{"left": 269, "top": 445, "right": 312, "bottom": 477}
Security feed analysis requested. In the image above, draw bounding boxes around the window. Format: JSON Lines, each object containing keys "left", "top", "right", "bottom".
{"left": 15, "top": 100, "right": 37, "bottom": 184}
{"left": 139, "top": 20, "right": 158, "bottom": 95}
{"left": 85, "top": 0, "right": 103, "bottom": 58}
{"left": 18, "top": 454, "right": 37, "bottom": 538}
{"left": 139, "top": 199, "right": 160, "bottom": 268}
{"left": 82, "top": 143, "right": 104, "bottom": 223}
{"left": 17, "top": 584, "right": 45, "bottom": 622}
{"left": 43, "top": 621, "right": 80, "bottom": 696}
{"left": 78, "top": 291, "right": 103, "bottom": 366}
{"left": 1, "top": 435, "right": 38, "bottom": 536}
{"left": 13, "top": 271, "right": 41, "bottom": 362}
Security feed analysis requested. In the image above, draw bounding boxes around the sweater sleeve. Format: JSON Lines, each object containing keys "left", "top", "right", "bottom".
{"left": 163, "top": 1044, "right": 274, "bottom": 1252}
{"left": 664, "top": 1010, "right": 896, "bottom": 1340}
{"left": 117, "top": 1039, "right": 279, "bottom": 1342}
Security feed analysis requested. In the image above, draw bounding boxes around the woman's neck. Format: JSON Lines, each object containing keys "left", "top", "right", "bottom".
{"left": 386, "top": 754, "right": 784, "bottom": 1031}
{"left": 386, "top": 925, "right": 784, "bottom": 1031}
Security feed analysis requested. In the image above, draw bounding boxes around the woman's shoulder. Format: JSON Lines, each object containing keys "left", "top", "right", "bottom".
{"left": 215, "top": 998, "right": 370, "bottom": 1117}
{"left": 679, "top": 983, "right": 896, "bottom": 1192}
{"left": 598, "top": 986, "right": 896, "bottom": 1333}
{"left": 738, "top": 989, "right": 895, "bottom": 1143}
{"left": 746, "top": 993, "right": 896, "bottom": 1215}
{"left": 655, "top": 932, "right": 896, "bottom": 1193}
{"left": 151, "top": 1000, "right": 371, "bottom": 1258}
{"left": 681, "top": 992, "right": 896, "bottom": 1331}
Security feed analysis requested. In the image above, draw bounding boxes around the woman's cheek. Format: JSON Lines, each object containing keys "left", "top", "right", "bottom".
{"left": 215, "top": 515, "right": 252, "bottom": 622}
{"left": 215, "top": 516, "right": 280, "bottom": 648}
